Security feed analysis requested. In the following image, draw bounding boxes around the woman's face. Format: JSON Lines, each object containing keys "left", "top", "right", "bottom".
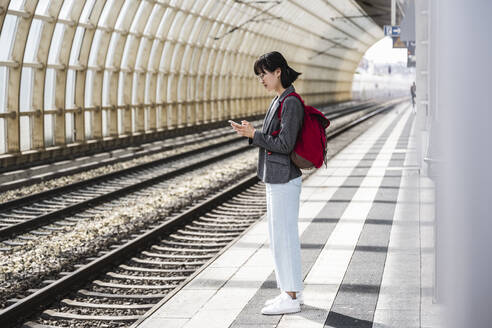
{"left": 257, "top": 68, "right": 281, "bottom": 92}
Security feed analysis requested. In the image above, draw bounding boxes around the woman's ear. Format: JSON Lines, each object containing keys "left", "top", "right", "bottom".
{"left": 275, "top": 68, "right": 281, "bottom": 79}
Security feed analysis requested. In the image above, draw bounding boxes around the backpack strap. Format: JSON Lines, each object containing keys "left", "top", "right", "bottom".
{"left": 270, "top": 92, "right": 304, "bottom": 138}
{"left": 277, "top": 92, "right": 304, "bottom": 120}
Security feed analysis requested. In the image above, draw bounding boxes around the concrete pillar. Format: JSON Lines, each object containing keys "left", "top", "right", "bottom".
{"left": 391, "top": 0, "right": 396, "bottom": 25}
{"left": 434, "top": 1, "right": 492, "bottom": 327}
{"left": 414, "top": 0, "right": 430, "bottom": 171}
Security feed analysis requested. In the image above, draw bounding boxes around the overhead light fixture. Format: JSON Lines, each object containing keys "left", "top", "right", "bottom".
{"left": 330, "top": 13, "right": 387, "bottom": 22}
{"left": 234, "top": 0, "right": 282, "bottom": 4}
{"left": 309, "top": 40, "right": 357, "bottom": 60}
{"left": 213, "top": 2, "right": 282, "bottom": 40}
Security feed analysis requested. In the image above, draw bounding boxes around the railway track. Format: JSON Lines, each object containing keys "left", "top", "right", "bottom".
{"left": 0, "top": 98, "right": 388, "bottom": 245}
{"left": 0, "top": 99, "right": 375, "bottom": 196}
{"left": 0, "top": 98, "right": 404, "bottom": 327}
{"left": 4, "top": 175, "right": 264, "bottom": 327}
{"left": 0, "top": 137, "right": 250, "bottom": 244}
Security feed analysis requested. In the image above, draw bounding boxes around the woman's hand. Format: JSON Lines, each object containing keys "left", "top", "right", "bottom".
{"left": 230, "top": 120, "right": 255, "bottom": 139}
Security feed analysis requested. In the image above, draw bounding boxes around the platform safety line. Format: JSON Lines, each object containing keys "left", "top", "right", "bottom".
{"left": 371, "top": 110, "right": 424, "bottom": 327}
{"left": 274, "top": 107, "right": 412, "bottom": 328}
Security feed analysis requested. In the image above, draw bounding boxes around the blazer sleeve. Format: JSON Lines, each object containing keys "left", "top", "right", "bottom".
{"left": 250, "top": 97, "right": 304, "bottom": 154}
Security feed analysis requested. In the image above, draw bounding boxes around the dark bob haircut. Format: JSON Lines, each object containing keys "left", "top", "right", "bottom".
{"left": 253, "top": 51, "right": 301, "bottom": 88}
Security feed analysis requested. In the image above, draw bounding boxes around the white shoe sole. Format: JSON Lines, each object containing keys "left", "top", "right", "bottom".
{"left": 265, "top": 299, "right": 304, "bottom": 306}
{"left": 261, "top": 307, "right": 301, "bottom": 315}
{"left": 265, "top": 295, "right": 304, "bottom": 306}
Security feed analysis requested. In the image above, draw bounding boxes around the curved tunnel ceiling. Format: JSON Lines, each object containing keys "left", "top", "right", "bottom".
{"left": 0, "top": 0, "right": 382, "bottom": 156}
{"left": 355, "top": 0, "right": 405, "bottom": 27}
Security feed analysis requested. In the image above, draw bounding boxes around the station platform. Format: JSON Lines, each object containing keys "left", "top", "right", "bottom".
{"left": 134, "top": 103, "right": 444, "bottom": 328}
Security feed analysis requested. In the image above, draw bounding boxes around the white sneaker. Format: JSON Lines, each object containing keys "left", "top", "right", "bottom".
{"left": 265, "top": 291, "right": 304, "bottom": 306}
{"left": 261, "top": 292, "right": 301, "bottom": 315}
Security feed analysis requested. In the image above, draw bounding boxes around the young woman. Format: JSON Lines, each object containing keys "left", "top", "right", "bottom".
{"left": 230, "top": 51, "right": 304, "bottom": 315}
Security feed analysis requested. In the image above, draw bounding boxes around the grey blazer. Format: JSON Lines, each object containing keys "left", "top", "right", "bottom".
{"left": 248, "top": 85, "right": 304, "bottom": 184}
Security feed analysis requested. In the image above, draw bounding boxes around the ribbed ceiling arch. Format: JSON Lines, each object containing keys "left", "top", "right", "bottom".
{"left": 0, "top": 0, "right": 382, "bottom": 156}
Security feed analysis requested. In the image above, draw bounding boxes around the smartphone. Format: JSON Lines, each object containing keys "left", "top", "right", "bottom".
{"left": 228, "top": 120, "right": 239, "bottom": 125}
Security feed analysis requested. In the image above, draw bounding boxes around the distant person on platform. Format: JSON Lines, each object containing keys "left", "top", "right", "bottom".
{"left": 410, "top": 82, "right": 416, "bottom": 113}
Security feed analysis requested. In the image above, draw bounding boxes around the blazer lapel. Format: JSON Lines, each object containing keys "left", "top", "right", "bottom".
{"left": 262, "top": 97, "right": 279, "bottom": 133}
{"left": 263, "top": 85, "right": 295, "bottom": 133}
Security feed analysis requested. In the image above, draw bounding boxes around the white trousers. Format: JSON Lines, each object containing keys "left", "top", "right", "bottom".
{"left": 265, "top": 176, "right": 303, "bottom": 292}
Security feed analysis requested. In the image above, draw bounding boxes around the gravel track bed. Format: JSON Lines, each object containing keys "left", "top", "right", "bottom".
{"left": 1, "top": 141, "right": 251, "bottom": 250}
{"left": 111, "top": 269, "right": 191, "bottom": 278}
{"left": 126, "top": 257, "right": 200, "bottom": 270}
{"left": 8, "top": 110, "right": 386, "bottom": 328}
{"left": 38, "top": 318, "right": 132, "bottom": 328}
{"left": 87, "top": 284, "right": 173, "bottom": 296}
{"left": 56, "top": 304, "right": 149, "bottom": 316}
{"left": 0, "top": 132, "right": 239, "bottom": 204}
{"left": 0, "top": 149, "right": 258, "bottom": 309}
{"left": 98, "top": 278, "right": 181, "bottom": 287}
{"left": 70, "top": 296, "right": 157, "bottom": 306}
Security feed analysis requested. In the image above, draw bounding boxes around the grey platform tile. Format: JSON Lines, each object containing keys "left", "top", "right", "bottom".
{"left": 184, "top": 309, "right": 243, "bottom": 328}
{"left": 372, "top": 309, "right": 420, "bottom": 328}
{"left": 362, "top": 153, "right": 380, "bottom": 160}
{"left": 386, "top": 235, "right": 420, "bottom": 250}
{"left": 325, "top": 114, "right": 414, "bottom": 327}
{"left": 355, "top": 162, "right": 375, "bottom": 168}
{"left": 381, "top": 170, "right": 404, "bottom": 177}
{"left": 364, "top": 218, "right": 394, "bottom": 226}
{"left": 330, "top": 293, "right": 378, "bottom": 308}
{"left": 316, "top": 202, "right": 356, "bottom": 219}
{"left": 204, "top": 287, "right": 260, "bottom": 310}
{"left": 300, "top": 227, "right": 337, "bottom": 245}
{"left": 325, "top": 306, "right": 374, "bottom": 327}
{"left": 354, "top": 244, "right": 389, "bottom": 254}
{"left": 376, "top": 296, "right": 421, "bottom": 311}
{"left": 232, "top": 313, "right": 280, "bottom": 326}
{"left": 138, "top": 317, "right": 188, "bottom": 328}
{"left": 225, "top": 265, "right": 275, "bottom": 288}
{"left": 243, "top": 246, "right": 274, "bottom": 267}
{"left": 307, "top": 217, "right": 340, "bottom": 225}
{"left": 278, "top": 306, "right": 330, "bottom": 323}
{"left": 380, "top": 268, "right": 421, "bottom": 283}
{"left": 389, "top": 158, "right": 405, "bottom": 167}
{"left": 210, "top": 246, "right": 260, "bottom": 268}
{"left": 378, "top": 284, "right": 421, "bottom": 295}
{"left": 344, "top": 176, "right": 367, "bottom": 185}
{"left": 273, "top": 285, "right": 340, "bottom": 327}
{"left": 183, "top": 266, "right": 237, "bottom": 290}
{"left": 277, "top": 319, "right": 325, "bottom": 328}
{"left": 421, "top": 311, "right": 444, "bottom": 328}
{"left": 340, "top": 270, "right": 386, "bottom": 287}
{"left": 237, "top": 230, "right": 269, "bottom": 245}
{"left": 325, "top": 310, "right": 375, "bottom": 328}
{"left": 352, "top": 167, "right": 372, "bottom": 175}
{"left": 231, "top": 325, "right": 277, "bottom": 328}
{"left": 150, "top": 289, "right": 216, "bottom": 319}
{"left": 332, "top": 186, "right": 360, "bottom": 200}
{"left": 367, "top": 204, "right": 399, "bottom": 221}
{"left": 372, "top": 190, "right": 401, "bottom": 204}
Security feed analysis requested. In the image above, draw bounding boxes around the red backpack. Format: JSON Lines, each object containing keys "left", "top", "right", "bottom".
{"left": 272, "top": 92, "right": 330, "bottom": 169}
